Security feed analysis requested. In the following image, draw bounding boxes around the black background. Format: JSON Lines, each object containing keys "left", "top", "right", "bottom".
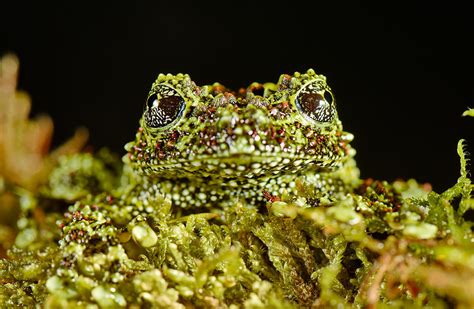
{"left": 1, "top": 1, "right": 473, "bottom": 192}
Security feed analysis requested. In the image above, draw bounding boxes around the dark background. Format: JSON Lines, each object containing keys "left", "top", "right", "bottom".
{"left": 1, "top": 1, "right": 473, "bottom": 192}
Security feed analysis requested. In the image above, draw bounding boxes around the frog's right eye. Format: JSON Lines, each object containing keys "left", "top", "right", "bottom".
{"left": 295, "top": 80, "right": 336, "bottom": 125}
{"left": 144, "top": 84, "right": 186, "bottom": 129}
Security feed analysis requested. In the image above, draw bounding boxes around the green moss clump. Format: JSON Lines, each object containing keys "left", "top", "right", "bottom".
{"left": 1, "top": 138, "right": 472, "bottom": 307}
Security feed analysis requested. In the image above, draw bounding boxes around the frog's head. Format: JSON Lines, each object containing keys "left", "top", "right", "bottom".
{"left": 125, "top": 69, "right": 354, "bottom": 180}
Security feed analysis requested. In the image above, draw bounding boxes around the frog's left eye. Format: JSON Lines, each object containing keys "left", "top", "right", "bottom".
{"left": 144, "top": 84, "right": 186, "bottom": 129}
{"left": 295, "top": 81, "right": 336, "bottom": 124}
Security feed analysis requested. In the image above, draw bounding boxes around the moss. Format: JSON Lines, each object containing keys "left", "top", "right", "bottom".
{"left": 3, "top": 151, "right": 472, "bottom": 307}
{"left": 1, "top": 54, "right": 473, "bottom": 308}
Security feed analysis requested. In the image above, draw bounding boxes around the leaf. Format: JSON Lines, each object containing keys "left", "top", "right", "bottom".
{"left": 462, "top": 108, "right": 474, "bottom": 117}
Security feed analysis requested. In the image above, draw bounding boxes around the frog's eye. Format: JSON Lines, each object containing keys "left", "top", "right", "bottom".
{"left": 295, "top": 81, "right": 336, "bottom": 124}
{"left": 144, "top": 84, "right": 186, "bottom": 129}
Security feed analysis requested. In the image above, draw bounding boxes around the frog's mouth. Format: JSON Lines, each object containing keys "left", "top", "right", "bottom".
{"left": 138, "top": 151, "right": 348, "bottom": 181}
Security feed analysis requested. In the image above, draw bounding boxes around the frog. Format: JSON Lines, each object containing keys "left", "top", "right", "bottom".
{"left": 9, "top": 63, "right": 468, "bottom": 308}
{"left": 123, "top": 69, "right": 358, "bottom": 209}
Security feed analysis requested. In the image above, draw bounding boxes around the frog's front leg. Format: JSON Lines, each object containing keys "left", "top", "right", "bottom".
{"left": 265, "top": 159, "right": 360, "bottom": 206}
{"left": 300, "top": 159, "right": 360, "bottom": 205}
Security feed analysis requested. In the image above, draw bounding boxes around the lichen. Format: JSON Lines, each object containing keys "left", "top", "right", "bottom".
{"left": 0, "top": 55, "right": 473, "bottom": 308}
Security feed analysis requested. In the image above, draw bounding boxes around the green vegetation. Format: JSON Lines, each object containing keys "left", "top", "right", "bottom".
{"left": 1, "top": 54, "right": 473, "bottom": 308}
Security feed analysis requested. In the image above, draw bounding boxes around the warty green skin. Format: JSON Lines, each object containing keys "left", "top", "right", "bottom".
{"left": 124, "top": 69, "right": 358, "bottom": 208}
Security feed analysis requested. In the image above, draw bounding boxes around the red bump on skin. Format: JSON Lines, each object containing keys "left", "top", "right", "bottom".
{"left": 339, "top": 142, "right": 348, "bottom": 154}
{"left": 279, "top": 74, "right": 292, "bottom": 90}
{"left": 224, "top": 92, "right": 235, "bottom": 100}
{"left": 263, "top": 190, "right": 281, "bottom": 203}
{"left": 270, "top": 127, "right": 277, "bottom": 139}
{"left": 170, "top": 131, "right": 179, "bottom": 141}
{"left": 212, "top": 84, "right": 226, "bottom": 94}
{"left": 72, "top": 211, "right": 82, "bottom": 221}
{"left": 193, "top": 87, "right": 202, "bottom": 96}
{"left": 422, "top": 183, "right": 432, "bottom": 191}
